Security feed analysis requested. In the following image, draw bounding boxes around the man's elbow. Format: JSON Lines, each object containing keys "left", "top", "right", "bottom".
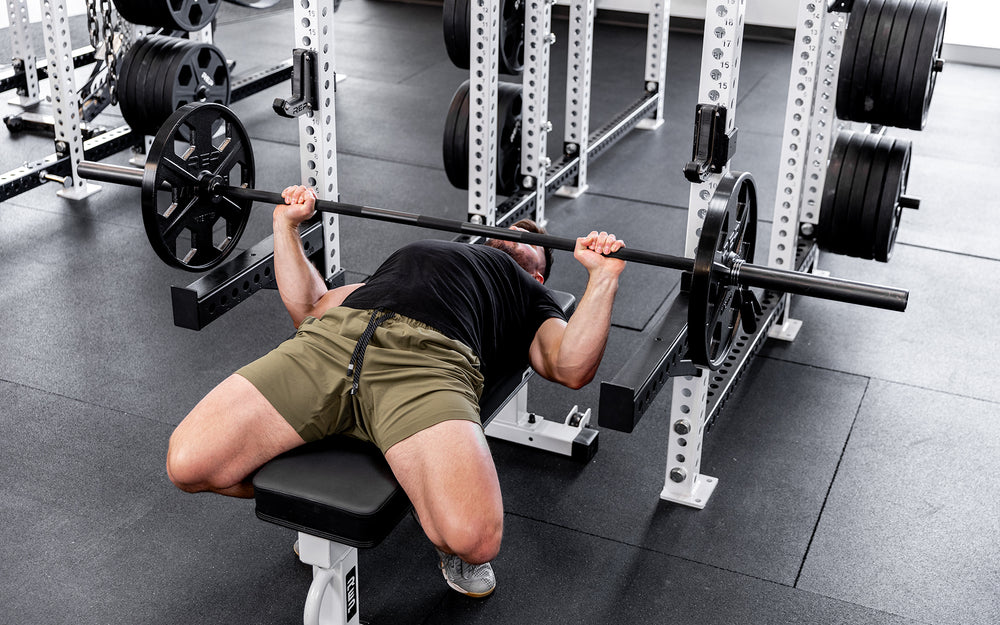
{"left": 559, "top": 369, "right": 596, "bottom": 390}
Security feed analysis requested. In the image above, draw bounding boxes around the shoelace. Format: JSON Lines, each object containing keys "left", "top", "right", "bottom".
{"left": 448, "top": 556, "right": 491, "bottom": 581}
{"left": 347, "top": 308, "right": 395, "bottom": 395}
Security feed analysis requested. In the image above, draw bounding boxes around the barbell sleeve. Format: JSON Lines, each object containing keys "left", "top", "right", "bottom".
{"left": 74, "top": 160, "right": 908, "bottom": 313}
{"left": 77, "top": 161, "right": 145, "bottom": 187}
{"left": 733, "top": 262, "right": 908, "bottom": 311}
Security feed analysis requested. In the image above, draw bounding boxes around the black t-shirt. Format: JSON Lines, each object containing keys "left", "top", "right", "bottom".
{"left": 342, "top": 239, "right": 567, "bottom": 384}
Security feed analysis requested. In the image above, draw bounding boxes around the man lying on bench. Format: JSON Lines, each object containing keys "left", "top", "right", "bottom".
{"left": 165, "top": 185, "right": 627, "bottom": 598}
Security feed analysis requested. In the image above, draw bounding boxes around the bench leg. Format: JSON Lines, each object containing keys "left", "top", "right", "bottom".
{"left": 484, "top": 385, "right": 599, "bottom": 461}
{"left": 297, "top": 532, "right": 360, "bottom": 625}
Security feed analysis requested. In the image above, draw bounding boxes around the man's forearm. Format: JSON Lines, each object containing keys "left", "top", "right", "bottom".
{"left": 274, "top": 219, "right": 329, "bottom": 327}
{"left": 553, "top": 272, "right": 619, "bottom": 387}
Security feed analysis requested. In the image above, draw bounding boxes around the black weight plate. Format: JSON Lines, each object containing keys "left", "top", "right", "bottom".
{"left": 495, "top": 81, "right": 522, "bottom": 195}
{"left": 879, "top": 0, "right": 916, "bottom": 126}
{"left": 137, "top": 36, "right": 178, "bottom": 129}
{"left": 141, "top": 103, "right": 255, "bottom": 271}
{"left": 196, "top": 43, "right": 231, "bottom": 106}
{"left": 907, "top": 0, "right": 946, "bottom": 130}
{"left": 893, "top": 0, "right": 932, "bottom": 129}
{"left": 167, "top": 41, "right": 231, "bottom": 112}
{"left": 164, "top": 0, "right": 220, "bottom": 32}
{"left": 442, "top": 80, "right": 471, "bottom": 189}
{"left": 443, "top": 0, "right": 470, "bottom": 69}
{"left": 874, "top": 137, "right": 910, "bottom": 261}
{"left": 460, "top": 0, "right": 472, "bottom": 69}
{"left": 135, "top": 37, "right": 181, "bottom": 134}
{"left": 498, "top": 0, "right": 525, "bottom": 75}
{"left": 847, "top": 0, "right": 889, "bottom": 122}
{"left": 114, "top": 37, "right": 143, "bottom": 129}
{"left": 818, "top": 130, "right": 852, "bottom": 252}
{"left": 857, "top": 135, "right": 893, "bottom": 260}
{"left": 860, "top": 0, "right": 900, "bottom": 124}
{"left": 121, "top": 36, "right": 162, "bottom": 134}
{"left": 837, "top": 0, "right": 868, "bottom": 117}
{"left": 150, "top": 38, "right": 191, "bottom": 128}
{"left": 111, "top": 0, "right": 146, "bottom": 26}
{"left": 687, "top": 171, "right": 757, "bottom": 370}
{"left": 830, "top": 131, "right": 865, "bottom": 255}
{"left": 844, "top": 133, "right": 879, "bottom": 258}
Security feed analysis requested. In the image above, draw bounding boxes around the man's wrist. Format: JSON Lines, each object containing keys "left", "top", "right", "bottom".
{"left": 274, "top": 217, "right": 302, "bottom": 233}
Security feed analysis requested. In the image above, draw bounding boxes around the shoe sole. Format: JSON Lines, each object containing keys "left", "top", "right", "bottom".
{"left": 439, "top": 562, "right": 495, "bottom": 598}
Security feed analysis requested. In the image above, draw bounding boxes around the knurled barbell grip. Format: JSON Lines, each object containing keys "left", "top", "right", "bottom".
{"left": 229, "top": 187, "right": 696, "bottom": 273}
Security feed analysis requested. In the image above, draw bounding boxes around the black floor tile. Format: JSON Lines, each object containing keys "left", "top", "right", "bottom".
{"left": 499, "top": 357, "right": 869, "bottom": 586}
{"left": 1, "top": 2, "right": 998, "bottom": 624}
{"left": 894, "top": 154, "right": 1000, "bottom": 260}
{"left": 798, "top": 380, "right": 1000, "bottom": 625}
{"left": 761, "top": 243, "right": 1000, "bottom": 404}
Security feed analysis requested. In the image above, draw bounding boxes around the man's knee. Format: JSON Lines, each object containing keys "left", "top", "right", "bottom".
{"left": 438, "top": 513, "right": 503, "bottom": 564}
{"left": 165, "top": 433, "right": 211, "bottom": 493}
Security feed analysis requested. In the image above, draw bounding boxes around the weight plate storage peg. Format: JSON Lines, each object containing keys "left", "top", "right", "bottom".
{"left": 817, "top": 130, "right": 915, "bottom": 262}
{"left": 113, "top": 0, "right": 220, "bottom": 32}
{"left": 442, "top": 80, "right": 523, "bottom": 196}
{"left": 442, "top": 0, "right": 525, "bottom": 75}
{"left": 836, "top": 0, "right": 947, "bottom": 130}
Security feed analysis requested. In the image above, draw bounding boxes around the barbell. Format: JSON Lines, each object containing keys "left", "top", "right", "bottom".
{"left": 74, "top": 102, "right": 908, "bottom": 368}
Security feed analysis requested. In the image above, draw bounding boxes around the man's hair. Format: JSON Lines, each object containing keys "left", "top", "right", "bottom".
{"left": 511, "top": 218, "right": 554, "bottom": 283}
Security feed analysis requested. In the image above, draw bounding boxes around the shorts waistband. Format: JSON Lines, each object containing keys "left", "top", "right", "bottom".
{"left": 319, "top": 306, "right": 477, "bottom": 364}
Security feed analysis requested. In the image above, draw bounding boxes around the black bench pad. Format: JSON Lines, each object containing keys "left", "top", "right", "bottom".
{"left": 253, "top": 291, "right": 576, "bottom": 548}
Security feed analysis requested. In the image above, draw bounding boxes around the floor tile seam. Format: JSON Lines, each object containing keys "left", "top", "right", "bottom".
{"left": 756, "top": 353, "right": 1000, "bottom": 407}
{"left": 580, "top": 190, "right": 779, "bottom": 229}
{"left": 581, "top": 190, "right": 689, "bottom": 211}
{"left": 504, "top": 507, "right": 938, "bottom": 622}
{"left": 215, "top": 9, "right": 292, "bottom": 28}
{"left": 0, "top": 375, "right": 174, "bottom": 432}
{"left": 249, "top": 134, "right": 445, "bottom": 172}
{"left": 504, "top": 509, "right": 775, "bottom": 580}
{"left": 0, "top": 198, "right": 149, "bottom": 232}
{"left": 733, "top": 70, "right": 770, "bottom": 109}
{"left": 895, "top": 240, "right": 1000, "bottom": 264}
{"left": 793, "top": 377, "right": 870, "bottom": 588}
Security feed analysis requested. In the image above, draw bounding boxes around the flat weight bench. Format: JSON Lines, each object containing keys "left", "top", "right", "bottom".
{"left": 253, "top": 291, "right": 578, "bottom": 625}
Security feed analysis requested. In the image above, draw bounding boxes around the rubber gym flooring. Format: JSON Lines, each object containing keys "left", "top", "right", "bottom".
{"left": 1, "top": 2, "right": 998, "bottom": 624}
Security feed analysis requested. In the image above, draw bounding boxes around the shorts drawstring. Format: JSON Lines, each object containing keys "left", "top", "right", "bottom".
{"left": 347, "top": 308, "right": 396, "bottom": 395}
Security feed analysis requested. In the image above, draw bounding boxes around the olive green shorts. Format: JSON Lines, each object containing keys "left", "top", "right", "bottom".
{"left": 236, "top": 307, "right": 484, "bottom": 454}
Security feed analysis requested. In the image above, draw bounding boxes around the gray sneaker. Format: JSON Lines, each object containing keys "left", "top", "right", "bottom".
{"left": 436, "top": 548, "right": 496, "bottom": 598}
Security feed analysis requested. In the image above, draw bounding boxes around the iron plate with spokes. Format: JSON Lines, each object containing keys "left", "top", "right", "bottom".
{"left": 141, "top": 103, "right": 255, "bottom": 271}
{"left": 688, "top": 171, "right": 758, "bottom": 370}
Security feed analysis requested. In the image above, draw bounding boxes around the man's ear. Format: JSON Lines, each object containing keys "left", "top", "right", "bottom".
{"left": 533, "top": 271, "right": 544, "bottom": 285}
